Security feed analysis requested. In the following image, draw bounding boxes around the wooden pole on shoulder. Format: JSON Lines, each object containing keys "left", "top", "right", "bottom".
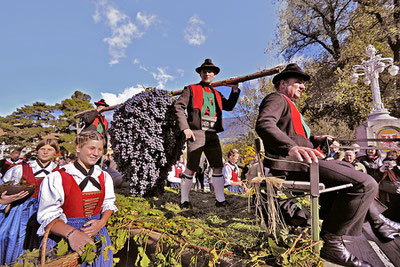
{"left": 73, "top": 64, "right": 285, "bottom": 117}
{"left": 74, "top": 104, "right": 120, "bottom": 119}
{"left": 171, "top": 65, "right": 285, "bottom": 96}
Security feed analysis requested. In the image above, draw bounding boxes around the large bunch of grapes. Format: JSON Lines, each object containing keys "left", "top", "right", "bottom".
{"left": 109, "top": 88, "right": 185, "bottom": 197}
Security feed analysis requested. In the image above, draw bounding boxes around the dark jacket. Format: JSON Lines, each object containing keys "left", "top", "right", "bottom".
{"left": 357, "top": 155, "right": 382, "bottom": 179}
{"left": 174, "top": 82, "right": 240, "bottom": 133}
{"left": 81, "top": 109, "right": 108, "bottom": 136}
{"left": 255, "top": 92, "right": 318, "bottom": 172}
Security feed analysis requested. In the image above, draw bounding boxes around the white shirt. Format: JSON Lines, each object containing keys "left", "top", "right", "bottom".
{"left": 36, "top": 163, "right": 118, "bottom": 236}
{"left": 0, "top": 158, "right": 23, "bottom": 178}
{"left": 0, "top": 160, "right": 58, "bottom": 212}
{"left": 223, "top": 161, "right": 239, "bottom": 186}
{"left": 167, "top": 162, "right": 185, "bottom": 184}
{"left": 1, "top": 160, "right": 58, "bottom": 185}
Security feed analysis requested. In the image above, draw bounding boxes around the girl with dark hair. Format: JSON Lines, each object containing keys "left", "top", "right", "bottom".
{"left": 0, "top": 139, "right": 59, "bottom": 265}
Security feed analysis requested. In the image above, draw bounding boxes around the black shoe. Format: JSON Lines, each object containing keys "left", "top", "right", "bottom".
{"left": 379, "top": 214, "right": 400, "bottom": 231}
{"left": 321, "top": 232, "right": 372, "bottom": 267}
{"left": 369, "top": 216, "right": 400, "bottom": 242}
{"left": 179, "top": 201, "right": 193, "bottom": 209}
{"left": 215, "top": 200, "right": 230, "bottom": 208}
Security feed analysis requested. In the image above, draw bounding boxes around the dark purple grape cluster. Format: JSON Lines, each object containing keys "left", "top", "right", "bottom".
{"left": 109, "top": 88, "right": 185, "bottom": 197}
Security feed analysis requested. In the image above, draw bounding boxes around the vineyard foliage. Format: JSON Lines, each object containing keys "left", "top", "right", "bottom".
{"left": 108, "top": 190, "right": 324, "bottom": 266}
{"left": 13, "top": 190, "right": 323, "bottom": 266}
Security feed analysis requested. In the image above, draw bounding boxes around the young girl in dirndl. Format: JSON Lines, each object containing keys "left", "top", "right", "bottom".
{"left": 37, "top": 131, "right": 117, "bottom": 266}
{"left": 0, "top": 139, "right": 59, "bottom": 265}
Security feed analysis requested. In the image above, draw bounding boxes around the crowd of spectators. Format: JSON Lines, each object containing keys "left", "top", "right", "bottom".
{"left": 330, "top": 140, "right": 400, "bottom": 222}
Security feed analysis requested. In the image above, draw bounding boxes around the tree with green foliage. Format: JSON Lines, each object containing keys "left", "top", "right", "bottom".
{"left": 54, "top": 91, "right": 94, "bottom": 154}
{"left": 354, "top": 0, "right": 400, "bottom": 63}
{"left": 0, "top": 91, "right": 94, "bottom": 155}
{"left": 222, "top": 132, "right": 256, "bottom": 165}
{"left": 270, "top": 0, "right": 400, "bottom": 132}
{"left": 0, "top": 102, "right": 57, "bottom": 149}
{"left": 232, "top": 77, "right": 274, "bottom": 132}
{"left": 274, "top": 0, "right": 356, "bottom": 66}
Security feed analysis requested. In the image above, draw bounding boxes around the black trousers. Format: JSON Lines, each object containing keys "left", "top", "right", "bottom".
{"left": 272, "top": 160, "right": 380, "bottom": 236}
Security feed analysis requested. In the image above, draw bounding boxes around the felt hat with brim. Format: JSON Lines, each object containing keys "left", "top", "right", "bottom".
{"left": 272, "top": 63, "right": 310, "bottom": 86}
{"left": 195, "top": 58, "right": 220, "bottom": 75}
{"left": 94, "top": 99, "right": 109, "bottom": 107}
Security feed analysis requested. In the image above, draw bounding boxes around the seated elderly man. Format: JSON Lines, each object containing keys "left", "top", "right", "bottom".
{"left": 343, "top": 150, "right": 367, "bottom": 173}
{"left": 326, "top": 140, "right": 345, "bottom": 160}
{"left": 256, "top": 63, "right": 400, "bottom": 267}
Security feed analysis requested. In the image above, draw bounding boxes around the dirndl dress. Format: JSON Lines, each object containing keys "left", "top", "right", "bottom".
{"left": 45, "top": 214, "right": 113, "bottom": 267}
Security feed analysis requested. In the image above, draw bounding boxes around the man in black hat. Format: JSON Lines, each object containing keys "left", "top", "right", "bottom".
{"left": 174, "top": 58, "right": 240, "bottom": 209}
{"left": 81, "top": 99, "right": 109, "bottom": 137}
{"left": 256, "top": 63, "right": 400, "bottom": 267}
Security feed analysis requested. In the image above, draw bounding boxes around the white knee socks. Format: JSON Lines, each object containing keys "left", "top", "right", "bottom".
{"left": 180, "top": 173, "right": 193, "bottom": 204}
{"left": 212, "top": 174, "right": 225, "bottom": 202}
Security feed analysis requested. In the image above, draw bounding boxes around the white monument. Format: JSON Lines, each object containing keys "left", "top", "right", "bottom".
{"left": 351, "top": 45, "right": 400, "bottom": 153}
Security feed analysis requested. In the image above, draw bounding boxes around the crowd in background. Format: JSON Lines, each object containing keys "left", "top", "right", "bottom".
{"left": 166, "top": 139, "right": 400, "bottom": 223}
{"left": 327, "top": 141, "right": 400, "bottom": 222}
{"left": 167, "top": 148, "right": 252, "bottom": 195}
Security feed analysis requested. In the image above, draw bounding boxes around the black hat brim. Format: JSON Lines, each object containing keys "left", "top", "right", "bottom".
{"left": 95, "top": 102, "right": 109, "bottom": 107}
{"left": 196, "top": 66, "right": 220, "bottom": 75}
{"left": 272, "top": 71, "right": 310, "bottom": 85}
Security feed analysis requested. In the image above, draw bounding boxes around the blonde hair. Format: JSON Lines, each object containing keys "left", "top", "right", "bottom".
{"left": 75, "top": 131, "right": 105, "bottom": 147}
{"left": 36, "top": 139, "right": 60, "bottom": 153}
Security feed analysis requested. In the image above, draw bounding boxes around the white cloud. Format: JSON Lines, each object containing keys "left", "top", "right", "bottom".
{"left": 281, "top": 54, "right": 313, "bottom": 67}
{"left": 133, "top": 58, "right": 140, "bottom": 64}
{"left": 101, "top": 85, "right": 145, "bottom": 106}
{"left": 136, "top": 12, "right": 160, "bottom": 29}
{"left": 177, "top": 68, "right": 184, "bottom": 77}
{"left": 151, "top": 67, "right": 174, "bottom": 89}
{"left": 184, "top": 14, "right": 207, "bottom": 46}
{"left": 139, "top": 65, "right": 148, "bottom": 72}
{"left": 92, "top": 0, "right": 159, "bottom": 65}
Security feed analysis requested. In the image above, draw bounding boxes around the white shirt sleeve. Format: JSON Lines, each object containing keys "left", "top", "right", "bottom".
{"left": 222, "top": 165, "right": 232, "bottom": 186}
{"left": 102, "top": 171, "right": 118, "bottom": 214}
{"left": 1, "top": 165, "right": 23, "bottom": 185}
{"left": 167, "top": 166, "right": 176, "bottom": 182}
{"left": 36, "top": 171, "right": 67, "bottom": 236}
{"left": 0, "top": 165, "right": 24, "bottom": 211}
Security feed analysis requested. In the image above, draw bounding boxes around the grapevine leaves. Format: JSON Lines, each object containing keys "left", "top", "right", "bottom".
{"left": 56, "top": 238, "right": 69, "bottom": 256}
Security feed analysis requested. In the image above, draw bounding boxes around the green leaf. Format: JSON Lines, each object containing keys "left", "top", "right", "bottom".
{"left": 181, "top": 229, "right": 188, "bottom": 237}
{"left": 268, "top": 237, "right": 286, "bottom": 257}
{"left": 192, "top": 228, "right": 204, "bottom": 236}
{"left": 56, "top": 238, "right": 69, "bottom": 256}
{"left": 80, "top": 243, "right": 98, "bottom": 264}
{"left": 140, "top": 251, "right": 150, "bottom": 266}
{"left": 84, "top": 252, "right": 97, "bottom": 264}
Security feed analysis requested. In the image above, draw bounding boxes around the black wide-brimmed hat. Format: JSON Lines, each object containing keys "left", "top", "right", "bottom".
{"left": 94, "top": 99, "right": 109, "bottom": 107}
{"left": 195, "top": 58, "right": 220, "bottom": 75}
{"left": 272, "top": 63, "right": 310, "bottom": 86}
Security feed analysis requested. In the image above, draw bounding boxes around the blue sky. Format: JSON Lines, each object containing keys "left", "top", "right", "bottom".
{"left": 0, "top": 0, "right": 280, "bottom": 117}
